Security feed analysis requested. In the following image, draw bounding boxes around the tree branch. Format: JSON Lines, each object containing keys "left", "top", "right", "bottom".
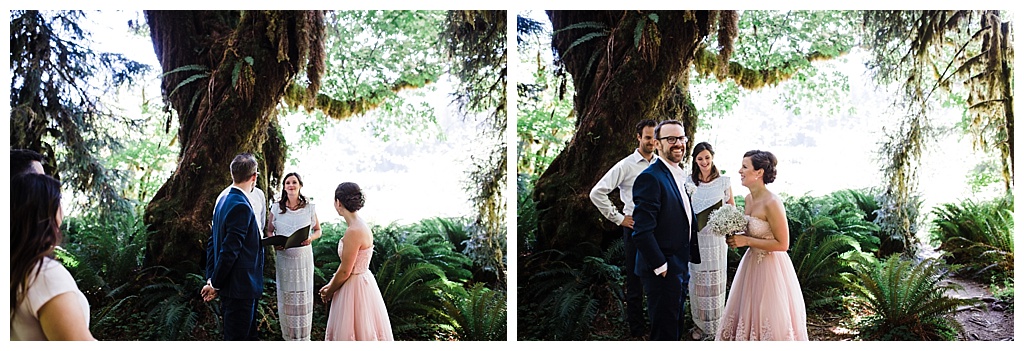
{"left": 282, "top": 78, "right": 433, "bottom": 120}
{"left": 692, "top": 48, "right": 847, "bottom": 89}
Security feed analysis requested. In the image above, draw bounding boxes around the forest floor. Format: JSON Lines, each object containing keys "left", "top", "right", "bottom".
{"left": 805, "top": 244, "right": 1014, "bottom": 341}
{"left": 805, "top": 273, "right": 1014, "bottom": 341}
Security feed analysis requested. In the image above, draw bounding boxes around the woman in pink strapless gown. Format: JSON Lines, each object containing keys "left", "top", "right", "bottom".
{"left": 319, "top": 182, "right": 393, "bottom": 341}
{"left": 716, "top": 150, "right": 807, "bottom": 341}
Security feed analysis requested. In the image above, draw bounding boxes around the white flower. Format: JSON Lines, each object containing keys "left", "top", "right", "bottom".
{"left": 707, "top": 204, "right": 747, "bottom": 237}
{"left": 684, "top": 182, "right": 696, "bottom": 196}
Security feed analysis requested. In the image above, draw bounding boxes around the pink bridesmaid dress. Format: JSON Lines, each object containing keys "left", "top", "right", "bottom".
{"left": 716, "top": 216, "right": 808, "bottom": 341}
{"left": 324, "top": 242, "right": 394, "bottom": 341}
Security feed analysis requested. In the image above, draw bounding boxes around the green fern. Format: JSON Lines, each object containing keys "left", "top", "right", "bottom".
{"left": 844, "top": 255, "right": 981, "bottom": 340}
{"left": 930, "top": 194, "right": 1014, "bottom": 281}
{"left": 438, "top": 283, "right": 507, "bottom": 340}
{"left": 783, "top": 191, "right": 880, "bottom": 310}
{"left": 518, "top": 246, "right": 624, "bottom": 340}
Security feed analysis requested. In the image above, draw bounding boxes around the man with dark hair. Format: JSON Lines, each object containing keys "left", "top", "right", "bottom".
{"left": 11, "top": 149, "right": 45, "bottom": 177}
{"left": 631, "top": 119, "right": 701, "bottom": 341}
{"left": 201, "top": 153, "right": 265, "bottom": 340}
{"left": 588, "top": 119, "right": 657, "bottom": 339}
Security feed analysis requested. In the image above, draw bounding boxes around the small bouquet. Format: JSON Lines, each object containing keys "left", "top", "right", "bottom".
{"left": 707, "top": 204, "right": 747, "bottom": 237}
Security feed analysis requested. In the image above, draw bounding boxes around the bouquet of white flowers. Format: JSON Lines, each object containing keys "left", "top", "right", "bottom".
{"left": 707, "top": 204, "right": 747, "bottom": 237}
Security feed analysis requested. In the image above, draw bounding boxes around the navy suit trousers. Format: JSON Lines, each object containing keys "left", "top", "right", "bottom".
{"left": 639, "top": 254, "right": 688, "bottom": 341}
{"left": 221, "top": 296, "right": 258, "bottom": 340}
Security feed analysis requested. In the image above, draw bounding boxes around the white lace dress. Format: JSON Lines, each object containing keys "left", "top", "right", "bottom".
{"left": 685, "top": 175, "right": 731, "bottom": 339}
{"left": 270, "top": 203, "right": 316, "bottom": 341}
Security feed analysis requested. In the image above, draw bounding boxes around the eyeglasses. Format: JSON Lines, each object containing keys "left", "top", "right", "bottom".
{"left": 657, "top": 136, "right": 688, "bottom": 145}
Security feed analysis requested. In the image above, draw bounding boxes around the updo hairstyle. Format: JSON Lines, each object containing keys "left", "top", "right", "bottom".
{"left": 334, "top": 182, "right": 365, "bottom": 212}
{"left": 743, "top": 150, "right": 777, "bottom": 184}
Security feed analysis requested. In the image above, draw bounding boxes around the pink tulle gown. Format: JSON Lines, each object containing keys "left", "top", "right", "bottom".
{"left": 325, "top": 242, "right": 394, "bottom": 341}
{"left": 716, "top": 216, "right": 808, "bottom": 341}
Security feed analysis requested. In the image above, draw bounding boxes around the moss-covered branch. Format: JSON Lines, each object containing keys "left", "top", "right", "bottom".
{"left": 692, "top": 48, "right": 847, "bottom": 90}
{"left": 282, "top": 78, "right": 433, "bottom": 121}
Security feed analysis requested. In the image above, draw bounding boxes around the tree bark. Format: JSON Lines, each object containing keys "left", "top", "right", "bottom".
{"left": 532, "top": 11, "right": 714, "bottom": 253}
{"left": 143, "top": 10, "right": 323, "bottom": 274}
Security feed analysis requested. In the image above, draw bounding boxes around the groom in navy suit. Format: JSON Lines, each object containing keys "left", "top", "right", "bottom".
{"left": 201, "top": 153, "right": 265, "bottom": 340}
{"left": 631, "top": 120, "right": 701, "bottom": 341}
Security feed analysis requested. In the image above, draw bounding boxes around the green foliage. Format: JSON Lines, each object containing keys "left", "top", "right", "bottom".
{"left": 61, "top": 210, "right": 496, "bottom": 341}
{"left": 873, "top": 190, "right": 924, "bottom": 257}
{"left": 518, "top": 245, "right": 625, "bottom": 340}
{"left": 61, "top": 211, "right": 217, "bottom": 340}
{"left": 930, "top": 194, "right": 1014, "bottom": 282}
{"left": 990, "top": 278, "right": 1013, "bottom": 313}
{"left": 784, "top": 191, "right": 880, "bottom": 310}
{"left": 517, "top": 15, "right": 576, "bottom": 179}
{"left": 864, "top": 11, "right": 1014, "bottom": 190}
{"left": 62, "top": 212, "right": 150, "bottom": 303}
{"left": 964, "top": 158, "right": 1005, "bottom": 194}
{"left": 554, "top": 20, "right": 609, "bottom": 79}
{"left": 517, "top": 174, "right": 540, "bottom": 252}
{"left": 286, "top": 10, "right": 448, "bottom": 148}
{"left": 438, "top": 283, "right": 507, "bottom": 340}
{"left": 10, "top": 10, "right": 151, "bottom": 214}
{"left": 786, "top": 190, "right": 883, "bottom": 253}
{"left": 100, "top": 93, "right": 178, "bottom": 209}
{"left": 845, "top": 255, "right": 980, "bottom": 340}
{"left": 692, "top": 10, "right": 860, "bottom": 120}
{"left": 442, "top": 11, "right": 509, "bottom": 291}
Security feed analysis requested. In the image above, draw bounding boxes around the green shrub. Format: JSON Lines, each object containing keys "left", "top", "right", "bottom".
{"left": 783, "top": 192, "right": 879, "bottom": 310}
{"left": 517, "top": 244, "right": 624, "bottom": 340}
{"left": 438, "top": 283, "right": 507, "bottom": 340}
{"left": 61, "top": 211, "right": 219, "bottom": 340}
{"left": 873, "top": 191, "right": 923, "bottom": 257}
{"left": 845, "top": 255, "right": 980, "bottom": 340}
{"left": 991, "top": 278, "right": 1014, "bottom": 313}
{"left": 930, "top": 194, "right": 1014, "bottom": 282}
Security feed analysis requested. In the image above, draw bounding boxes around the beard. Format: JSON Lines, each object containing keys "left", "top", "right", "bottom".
{"left": 660, "top": 145, "right": 684, "bottom": 164}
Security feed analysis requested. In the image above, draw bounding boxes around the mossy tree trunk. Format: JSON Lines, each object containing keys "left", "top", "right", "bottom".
{"left": 532, "top": 11, "right": 715, "bottom": 254}
{"left": 142, "top": 10, "right": 324, "bottom": 274}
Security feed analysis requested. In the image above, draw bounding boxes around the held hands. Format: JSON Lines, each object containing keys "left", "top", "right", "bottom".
{"left": 201, "top": 283, "right": 218, "bottom": 302}
{"left": 319, "top": 284, "right": 334, "bottom": 303}
{"left": 620, "top": 215, "right": 634, "bottom": 229}
{"left": 726, "top": 232, "right": 749, "bottom": 249}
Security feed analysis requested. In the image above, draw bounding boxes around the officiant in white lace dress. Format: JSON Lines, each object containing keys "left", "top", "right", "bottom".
{"left": 267, "top": 172, "right": 322, "bottom": 340}
{"left": 684, "top": 142, "right": 734, "bottom": 340}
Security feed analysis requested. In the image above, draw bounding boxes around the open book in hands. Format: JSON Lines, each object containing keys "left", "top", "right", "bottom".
{"left": 261, "top": 225, "right": 310, "bottom": 249}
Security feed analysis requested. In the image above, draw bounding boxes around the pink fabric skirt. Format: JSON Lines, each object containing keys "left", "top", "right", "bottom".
{"left": 324, "top": 272, "right": 394, "bottom": 341}
{"left": 716, "top": 250, "right": 808, "bottom": 340}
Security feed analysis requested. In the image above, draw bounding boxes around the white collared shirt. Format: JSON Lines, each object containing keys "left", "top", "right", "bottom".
{"left": 215, "top": 185, "right": 267, "bottom": 233}
{"left": 589, "top": 149, "right": 655, "bottom": 225}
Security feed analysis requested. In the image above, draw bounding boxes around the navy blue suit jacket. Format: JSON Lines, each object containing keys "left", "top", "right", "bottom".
{"left": 631, "top": 158, "right": 701, "bottom": 276}
{"left": 206, "top": 187, "right": 264, "bottom": 299}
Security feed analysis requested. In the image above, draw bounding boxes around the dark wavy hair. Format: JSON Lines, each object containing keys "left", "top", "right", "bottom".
{"left": 277, "top": 172, "right": 309, "bottom": 214}
{"left": 690, "top": 142, "right": 720, "bottom": 185}
{"left": 743, "top": 150, "right": 778, "bottom": 184}
{"left": 334, "top": 182, "right": 365, "bottom": 212}
{"left": 10, "top": 173, "right": 63, "bottom": 317}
